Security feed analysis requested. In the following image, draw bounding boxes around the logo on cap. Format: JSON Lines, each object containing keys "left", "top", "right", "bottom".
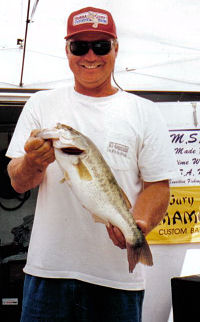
{"left": 73, "top": 11, "right": 108, "bottom": 29}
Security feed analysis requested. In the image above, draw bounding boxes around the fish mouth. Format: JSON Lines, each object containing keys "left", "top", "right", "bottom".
{"left": 61, "top": 147, "right": 84, "bottom": 155}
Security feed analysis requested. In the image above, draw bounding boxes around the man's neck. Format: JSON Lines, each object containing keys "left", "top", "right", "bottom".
{"left": 74, "top": 79, "right": 118, "bottom": 97}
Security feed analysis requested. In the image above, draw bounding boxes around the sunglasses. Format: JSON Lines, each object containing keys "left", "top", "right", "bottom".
{"left": 68, "top": 39, "right": 115, "bottom": 56}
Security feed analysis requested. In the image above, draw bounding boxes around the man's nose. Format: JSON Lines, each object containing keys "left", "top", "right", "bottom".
{"left": 84, "top": 48, "right": 97, "bottom": 60}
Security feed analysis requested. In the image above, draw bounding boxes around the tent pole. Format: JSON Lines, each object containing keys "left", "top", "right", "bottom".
{"left": 19, "top": 0, "right": 31, "bottom": 87}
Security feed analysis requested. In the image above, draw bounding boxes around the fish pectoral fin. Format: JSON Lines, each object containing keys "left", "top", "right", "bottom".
{"left": 92, "top": 213, "right": 108, "bottom": 225}
{"left": 59, "top": 171, "right": 70, "bottom": 183}
{"left": 64, "top": 170, "right": 70, "bottom": 181}
{"left": 120, "top": 188, "right": 132, "bottom": 209}
{"left": 74, "top": 159, "right": 92, "bottom": 181}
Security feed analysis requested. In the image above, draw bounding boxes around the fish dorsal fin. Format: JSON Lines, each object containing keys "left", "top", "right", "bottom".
{"left": 74, "top": 159, "right": 92, "bottom": 181}
{"left": 120, "top": 188, "right": 132, "bottom": 209}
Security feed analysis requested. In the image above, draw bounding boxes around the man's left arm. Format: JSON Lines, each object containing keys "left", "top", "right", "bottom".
{"left": 107, "top": 179, "right": 170, "bottom": 248}
{"left": 133, "top": 179, "right": 170, "bottom": 236}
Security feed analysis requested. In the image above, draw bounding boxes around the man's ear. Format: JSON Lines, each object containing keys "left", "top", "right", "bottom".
{"left": 114, "top": 39, "right": 119, "bottom": 57}
{"left": 65, "top": 43, "right": 69, "bottom": 57}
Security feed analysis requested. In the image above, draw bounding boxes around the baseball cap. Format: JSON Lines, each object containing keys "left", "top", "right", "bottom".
{"left": 65, "top": 7, "right": 117, "bottom": 40}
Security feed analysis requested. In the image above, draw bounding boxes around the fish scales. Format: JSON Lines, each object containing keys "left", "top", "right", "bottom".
{"left": 79, "top": 160, "right": 126, "bottom": 228}
{"left": 79, "top": 142, "right": 143, "bottom": 246}
{"left": 37, "top": 123, "right": 153, "bottom": 272}
{"left": 85, "top": 151, "right": 133, "bottom": 228}
{"left": 82, "top": 143, "right": 125, "bottom": 211}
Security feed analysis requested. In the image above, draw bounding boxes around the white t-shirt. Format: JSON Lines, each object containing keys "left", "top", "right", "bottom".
{"left": 6, "top": 86, "right": 177, "bottom": 290}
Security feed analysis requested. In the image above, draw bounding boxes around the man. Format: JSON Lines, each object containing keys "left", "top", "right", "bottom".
{"left": 7, "top": 7, "right": 176, "bottom": 322}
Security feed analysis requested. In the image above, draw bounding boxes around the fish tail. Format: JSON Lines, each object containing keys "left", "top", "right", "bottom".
{"left": 126, "top": 243, "right": 140, "bottom": 273}
{"left": 126, "top": 238, "right": 153, "bottom": 273}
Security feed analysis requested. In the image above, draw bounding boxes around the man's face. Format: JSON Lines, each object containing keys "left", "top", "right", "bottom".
{"left": 65, "top": 32, "right": 118, "bottom": 95}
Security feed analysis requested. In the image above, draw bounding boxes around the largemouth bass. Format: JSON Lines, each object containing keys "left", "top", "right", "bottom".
{"left": 37, "top": 123, "right": 153, "bottom": 272}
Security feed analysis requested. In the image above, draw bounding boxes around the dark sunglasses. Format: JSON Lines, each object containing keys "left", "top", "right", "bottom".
{"left": 68, "top": 39, "right": 114, "bottom": 56}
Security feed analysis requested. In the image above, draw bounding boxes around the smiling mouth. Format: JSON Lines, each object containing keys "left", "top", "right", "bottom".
{"left": 80, "top": 63, "right": 102, "bottom": 69}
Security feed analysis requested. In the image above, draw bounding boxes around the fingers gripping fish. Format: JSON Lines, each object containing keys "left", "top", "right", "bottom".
{"left": 37, "top": 123, "right": 153, "bottom": 272}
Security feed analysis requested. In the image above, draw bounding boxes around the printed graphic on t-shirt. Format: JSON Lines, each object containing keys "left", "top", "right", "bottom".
{"left": 107, "top": 141, "right": 129, "bottom": 158}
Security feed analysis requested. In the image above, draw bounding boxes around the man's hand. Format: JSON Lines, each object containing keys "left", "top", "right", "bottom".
{"left": 106, "top": 220, "right": 147, "bottom": 249}
{"left": 106, "top": 224, "right": 126, "bottom": 249}
{"left": 24, "top": 130, "right": 55, "bottom": 172}
{"left": 8, "top": 130, "right": 56, "bottom": 194}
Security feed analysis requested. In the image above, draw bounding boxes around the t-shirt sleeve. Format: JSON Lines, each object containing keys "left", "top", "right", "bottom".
{"left": 6, "top": 93, "right": 41, "bottom": 159}
{"left": 138, "top": 103, "right": 178, "bottom": 182}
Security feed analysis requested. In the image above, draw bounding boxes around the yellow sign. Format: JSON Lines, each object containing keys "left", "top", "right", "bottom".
{"left": 147, "top": 128, "right": 200, "bottom": 244}
{"left": 147, "top": 186, "right": 200, "bottom": 244}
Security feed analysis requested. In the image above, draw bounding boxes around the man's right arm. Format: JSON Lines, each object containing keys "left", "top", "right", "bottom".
{"left": 7, "top": 130, "right": 55, "bottom": 194}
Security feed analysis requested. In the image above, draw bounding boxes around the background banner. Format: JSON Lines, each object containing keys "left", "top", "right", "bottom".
{"left": 147, "top": 126, "right": 200, "bottom": 244}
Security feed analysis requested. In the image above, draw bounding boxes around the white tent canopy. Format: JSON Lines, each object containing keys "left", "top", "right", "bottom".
{"left": 1, "top": 0, "right": 200, "bottom": 90}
